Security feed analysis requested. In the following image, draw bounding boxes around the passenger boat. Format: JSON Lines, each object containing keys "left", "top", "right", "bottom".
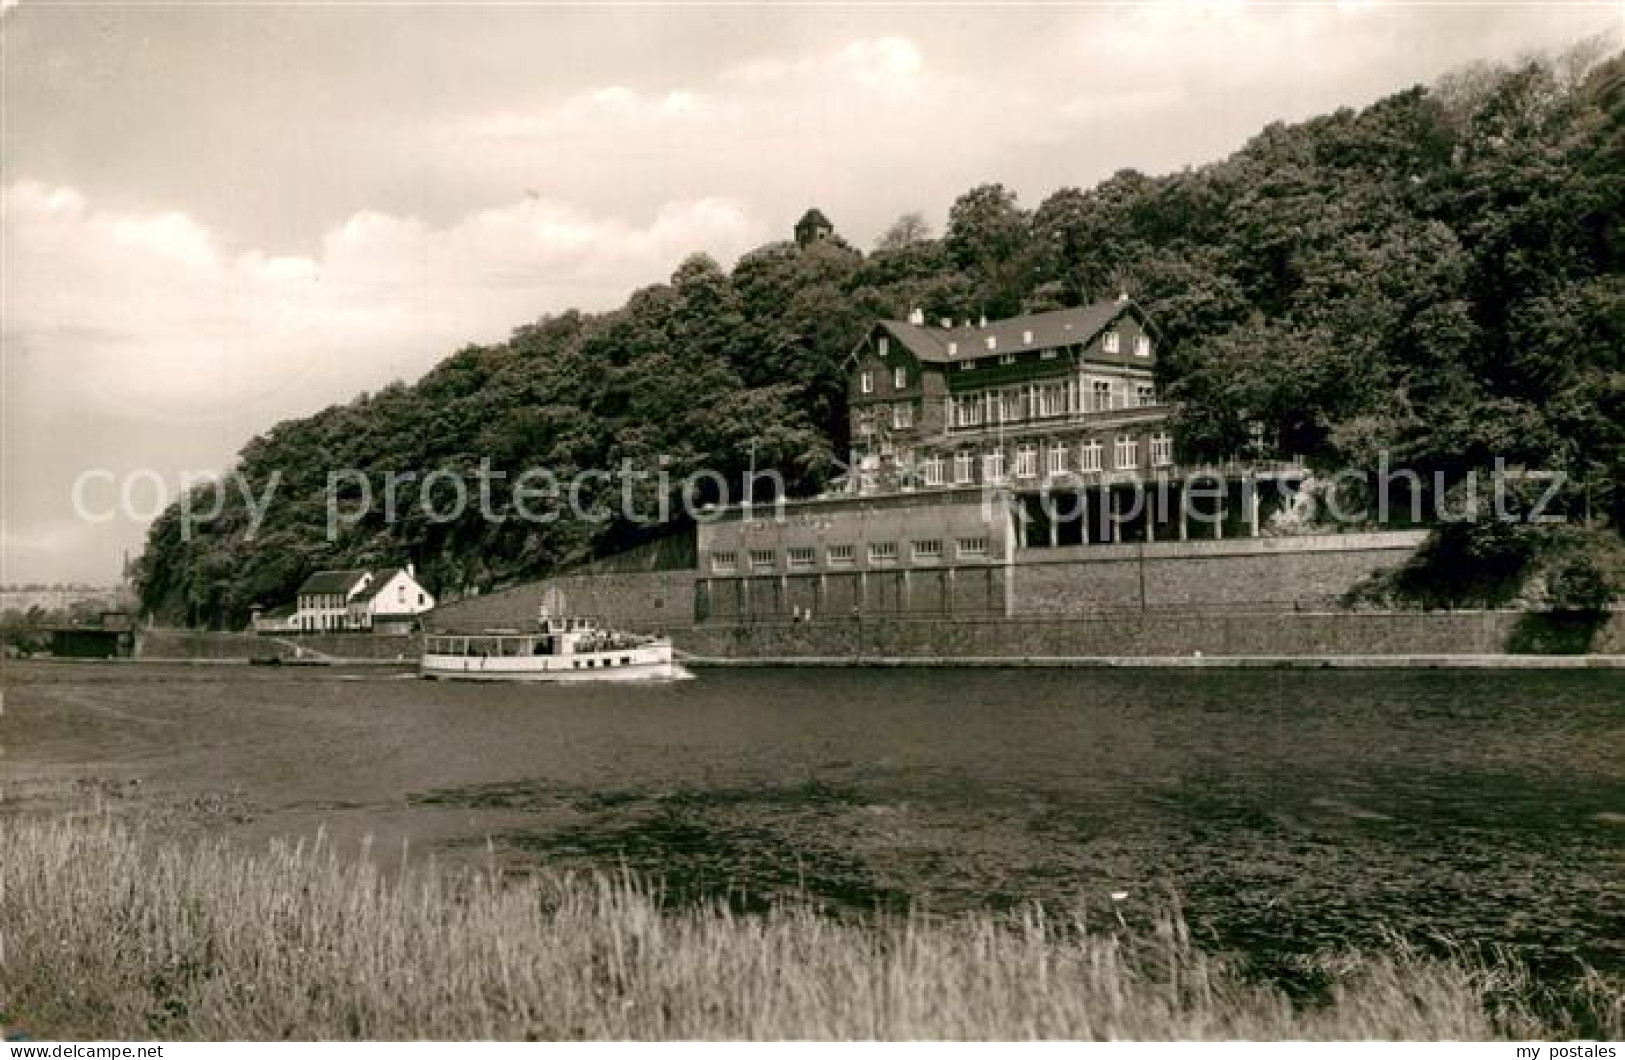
{"left": 419, "top": 609, "right": 676, "bottom": 682}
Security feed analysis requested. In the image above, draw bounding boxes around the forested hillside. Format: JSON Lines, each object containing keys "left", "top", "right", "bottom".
{"left": 138, "top": 48, "right": 1625, "bottom": 627}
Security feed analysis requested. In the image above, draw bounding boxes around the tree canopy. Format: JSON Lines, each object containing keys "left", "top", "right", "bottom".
{"left": 137, "top": 47, "right": 1625, "bottom": 627}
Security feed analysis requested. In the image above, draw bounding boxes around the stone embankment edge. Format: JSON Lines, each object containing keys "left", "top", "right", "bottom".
{"left": 675, "top": 653, "right": 1625, "bottom": 669}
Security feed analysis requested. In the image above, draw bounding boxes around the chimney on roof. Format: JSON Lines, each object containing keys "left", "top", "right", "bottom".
{"left": 978, "top": 314, "right": 988, "bottom": 328}
{"left": 407, "top": 562, "right": 415, "bottom": 578}
{"left": 939, "top": 317, "right": 953, "bottom": 329}
{"left": 1117, "top": 291, "right": 1130, "bottom": 303}
{"left": 907, "top": 307, "right": 924, "bottom": 325}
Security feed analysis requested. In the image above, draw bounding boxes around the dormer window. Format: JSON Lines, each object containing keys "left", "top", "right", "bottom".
{"left": 1103, "top": 331, "right": 1121, "bottom": 354}
{"left": 947, "top": 341, "right": 958, "bottom": 356}
{"left": 1134, "top": 335, "right": 1152, "bottom": 357}
{"left": 878, "top": 336, "right": 890, "bottom": 357}
{"left": 985, "top": 336, "right": 997, "bottom": 351}
{"left": 1022, "top": 330, "right": 1033, "bottom": 345}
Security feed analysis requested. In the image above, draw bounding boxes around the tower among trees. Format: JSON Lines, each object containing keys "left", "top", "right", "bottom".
{"left": 794, "top": 208, "right": 834, "bottom": 247}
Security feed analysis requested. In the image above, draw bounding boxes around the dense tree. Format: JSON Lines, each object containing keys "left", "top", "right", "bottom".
{"left": 137, "top": 46, "right": 1625, "bottom": 626}
{"left": 874, "top": 211, "right": 932, "bottom": 252}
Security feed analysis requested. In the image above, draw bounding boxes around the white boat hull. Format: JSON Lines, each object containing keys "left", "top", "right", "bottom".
{"left": 420, "top": 642, "right": 676, "bottom": 682}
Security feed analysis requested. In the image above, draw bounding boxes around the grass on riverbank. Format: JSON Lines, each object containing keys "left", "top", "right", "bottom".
{"left": 1, "top": 815, "right": 1617, "bottom": 1040}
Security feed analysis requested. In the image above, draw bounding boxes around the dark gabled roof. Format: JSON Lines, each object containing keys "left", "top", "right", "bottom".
{"left": 795, "top": 208, "right": 832, "bottom": 230}
{"left": 875, "top": 298, "right": 1151, "bottom": 364}
{"left": 296, "top": 569, "right": 370, "bottom": 596}
{"left": 362, "top": 568, "right": 405, "bottom": 601}
{"left": 258, "top": 602, "right": 296, "bottom": 619}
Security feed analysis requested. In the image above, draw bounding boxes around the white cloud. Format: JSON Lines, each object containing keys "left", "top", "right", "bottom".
{"left": 4, "top": 180, "right": 759, "bottom": 425}
{"left": 1, "top": 180, "right": 762, "bottom": 581}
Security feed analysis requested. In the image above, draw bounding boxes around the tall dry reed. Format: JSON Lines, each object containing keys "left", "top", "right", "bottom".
{"left": 0, "top": 815, "right": 1615, "bottom": 1040}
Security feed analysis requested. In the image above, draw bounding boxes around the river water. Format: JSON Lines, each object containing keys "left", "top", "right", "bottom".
{"left": 3, "top": 661, "right": 1621, "bottom": 981}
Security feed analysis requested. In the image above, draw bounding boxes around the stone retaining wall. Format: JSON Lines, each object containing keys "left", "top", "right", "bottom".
{"left": 671, "top": 609, "right": 1624, "bottom": 659}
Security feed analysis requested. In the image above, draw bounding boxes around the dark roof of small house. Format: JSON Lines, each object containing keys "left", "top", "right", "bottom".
{"left": 362, "top": 568, "right": 406, "bottom": 600}
{"left": 875, "top": 298, "right": 1151, "bottom": 364}
{"left": 296, "top": 569, "right": 370, "bottom": 596}
{"left": 795, "top": 208, "right": 832, "bottom": 231}
{"left": 259, "top": 602, "right": 296, "bottom": 619}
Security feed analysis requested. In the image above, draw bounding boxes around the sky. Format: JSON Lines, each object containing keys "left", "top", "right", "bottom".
{"left": 3, "top": 1, "right": 1621, "bottom": 584}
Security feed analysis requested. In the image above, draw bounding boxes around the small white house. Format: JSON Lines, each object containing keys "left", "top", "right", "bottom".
{"left": 291, "top": 564, "right": 434, "bottom": 633}
{"left": 350, "top": 565, "right": 436, "bottom": 634}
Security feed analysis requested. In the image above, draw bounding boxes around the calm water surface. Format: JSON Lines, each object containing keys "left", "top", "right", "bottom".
{"left": 4, "top": 662, "right": 1621, "bottom": 980}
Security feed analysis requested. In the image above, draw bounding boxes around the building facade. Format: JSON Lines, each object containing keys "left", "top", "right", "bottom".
{"left": 794, "top": 208, "right": 835, "bottom": 247}
{"left": 693, "top": 489, "right": 1017, "bottom": 621}
{"left": 846, "top": 298, "right": 1301, "bottom": 549}
{"left": 291, "top": 565, "right": 435, "bottom": 633}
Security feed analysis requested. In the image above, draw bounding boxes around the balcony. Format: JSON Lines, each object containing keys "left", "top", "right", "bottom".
{"left": 944, "top": 401, "right": 1171, "bottom": 437}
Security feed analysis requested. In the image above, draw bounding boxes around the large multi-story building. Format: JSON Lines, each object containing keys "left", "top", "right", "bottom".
{"left": 690, "top": 299, "right": 1305, "bottom": 621}
{"left": 848, "top": 297, "right": 1166, "bottom": 494}
{"left": 843, "top": 296, "right": 1299, "bottom": 546}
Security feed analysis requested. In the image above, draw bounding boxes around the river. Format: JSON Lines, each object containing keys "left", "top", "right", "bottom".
{"left": 3, "top": 661, "right": 1620, "bottom": 983}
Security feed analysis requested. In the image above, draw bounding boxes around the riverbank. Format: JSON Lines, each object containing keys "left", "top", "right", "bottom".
{"left": 28, "top": 652, "right": 1625, "bottom": 669}
{"left": 2, "top": 814, "right": 1617, "bottom": 1041}
{"left": 118, "top": 608, "right": 1625, "bottom": 667}
{"left": 681, "top": 653, "right": 1625, "bottom": 669}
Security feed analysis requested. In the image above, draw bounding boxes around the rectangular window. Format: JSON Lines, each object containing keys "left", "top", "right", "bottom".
{"left": 878, "top": 336, "right": 890, "bottom": 357}
{"left": 868, "top": 541, "right": 898, "bottom": 565}
{"left": 1091, "top": 380, "right": 1113, "bottom": 412}
{"left": 1022, "top": 330, "right": 1034, "bottom": 345}
{"left": 1134, "top": 335, "right": 1152, "bottom": 357}
{"left": 1103, "top": 331, "right": 1121, "bottom": 354}
{"left": 982, "top": 450, "right": 1006, "bottom": 482}
{"left": 787, "top": 546, "right": 816, "bottom": 569}
{"left": 999, "top": 353, "right": 1015, "bottom": 365}
{"left": 922, "top": 455, "right": 945, "bottom": 486}
{"left": 954, "top": 451, "right": 975, "bottom": 484}
{"left": 893, "top": 366, "right": 907, "bottom": 389}
{"left": 1137, "top": 384, "right": 1157, "bottom": 407}
{"left": 911, "top": 539, "right": 943, "bottom": 561}
{"left": 957, "top": 536, "right": 989, "bottom": 557}
{"left": 1047, "top": 444, "right": 1068, "bottom": 477}
{"left": 948, "top": 341, "right": 958, "bottom": 356}
{"left": 955, "top": 398, "right": 983, "bottom": 428}
{"left": 959, "top": 359, "right": 973, "bottom": 371}
{"left": 1040, "top": 348, "right": 1057, "bottom": 360}
{"left": 892, "top": 403, "right": 913, "bottom": 429}
{"left": 1001, "top": 390, "right": 1023, "bottom": 422}
{"left": 1015, "top": 444, "right": 1038, "bottom": 479}
{"left": 1038, "top": 384, "right": 1067, "bottom": 417}
{"left": 860, "top": 371, "right": 873, "bottom": 394}
{"left": 1151, "top": 433, "right": 1174, "bottom": 467}
{"left": 1115, "top": 436, "right": 1139, "bottom": 470}
{"left": 749, "top": 548, "right": 776, "bottom": 571}
{"left": 1080, "top": 440, "right": 1104, "bottom": 473}
{"left": 826, "top": 544, "right": 855, "bottom": 566}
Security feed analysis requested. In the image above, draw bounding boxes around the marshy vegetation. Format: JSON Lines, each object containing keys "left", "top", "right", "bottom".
{"left": 2, "top": 815, "right": 1618, "bottom": 1040}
